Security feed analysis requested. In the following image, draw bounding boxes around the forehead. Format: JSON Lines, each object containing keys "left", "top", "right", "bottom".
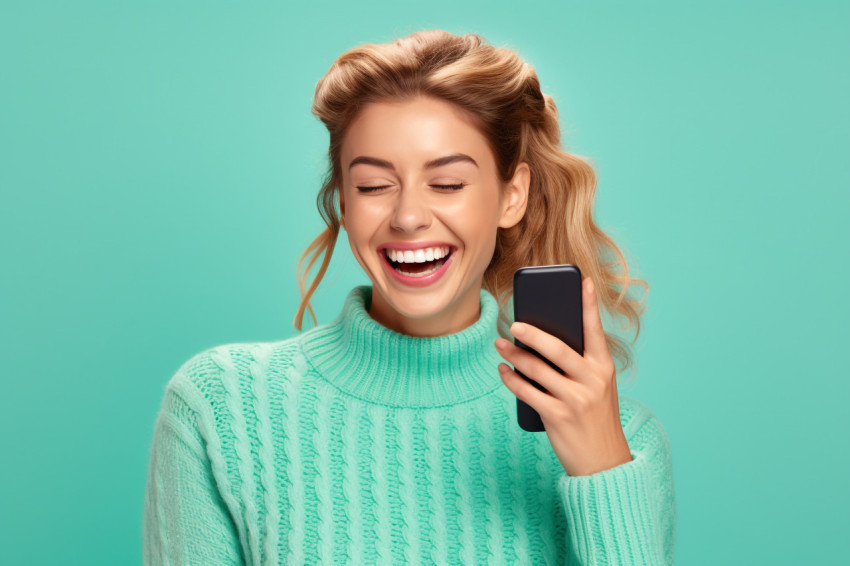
{"left": 341, "top": 96, "right": 493, "bottom": 171}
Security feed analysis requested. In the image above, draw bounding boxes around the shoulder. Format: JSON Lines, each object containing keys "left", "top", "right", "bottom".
{"left": 164, "top": 335, "right": 309, "bottom": 411}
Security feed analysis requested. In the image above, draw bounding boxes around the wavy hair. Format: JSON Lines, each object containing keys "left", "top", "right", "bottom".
{"left": 293, "top": 30, "right": 649, "bottom": 377}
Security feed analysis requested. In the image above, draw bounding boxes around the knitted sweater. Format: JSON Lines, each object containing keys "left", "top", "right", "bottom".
{"left": 143, "top": 285, "right": 676, "bottom": 565}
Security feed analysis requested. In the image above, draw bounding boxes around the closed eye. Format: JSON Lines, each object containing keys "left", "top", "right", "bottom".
{"left": 355, "top": 183, "right": 467, "bottom": 193}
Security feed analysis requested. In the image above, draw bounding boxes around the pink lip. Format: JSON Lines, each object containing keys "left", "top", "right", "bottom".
{"left": 379, "top": 244, "right": 455, "bottom": 287}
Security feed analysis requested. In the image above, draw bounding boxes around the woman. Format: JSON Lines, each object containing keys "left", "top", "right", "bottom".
{"left": 143, "top": 30, "right": 676, "bottom": 565}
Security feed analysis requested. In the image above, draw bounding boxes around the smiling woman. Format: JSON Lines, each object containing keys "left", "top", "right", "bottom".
{"left": 143, "top": 30, "right": 676, "bottom": 566}
{"left": 336, "top": 94, "right": 530, "bottom": 337}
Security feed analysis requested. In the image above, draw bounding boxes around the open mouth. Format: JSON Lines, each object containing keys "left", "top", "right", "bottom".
{"left": 382, "top": 247, "right": 455, "bottom": 278}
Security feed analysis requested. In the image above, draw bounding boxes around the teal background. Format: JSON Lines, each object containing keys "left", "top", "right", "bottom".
{"left": 1, "top": 1, "right": 847, "bottom": 564}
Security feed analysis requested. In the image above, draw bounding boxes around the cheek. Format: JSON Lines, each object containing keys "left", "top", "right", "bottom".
{"left": 344, "top": 205, "right": 386, "bottom": 261}
{"left": 347, "top": 199, "right": 390, "bottom": 224}
{"left": 346, "top": 226, "right": 371, "bottom": 258}
{"left": 345, "top": 231, "right": 374, "bottom": 275}
{"left": 450, "top": 198, "right": 501, "bottom": 247}
{"left": 443, "top": 189, "right": 498, "bottom": 216}
{"left": 344, "top": 202, "right": 375, "bottom": 234}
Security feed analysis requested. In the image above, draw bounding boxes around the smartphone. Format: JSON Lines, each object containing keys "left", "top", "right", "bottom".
{"left": 512, "top": 264, "right": 584, "bottom": 432}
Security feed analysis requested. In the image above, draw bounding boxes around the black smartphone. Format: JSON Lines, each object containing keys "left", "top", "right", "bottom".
{"left": 512, "top": 264, "right": 584, "bottom": 432}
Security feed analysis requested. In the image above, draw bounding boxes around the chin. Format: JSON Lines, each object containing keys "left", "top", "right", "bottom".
{"left": 374, "top": 280, "right": 453, "bottom": 316}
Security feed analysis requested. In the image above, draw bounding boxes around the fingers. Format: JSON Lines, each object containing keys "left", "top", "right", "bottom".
{"left": 582, "top": 277, "right": 612, "bottom": 365}
{"left": 497, "top": 361, "right": 562, "bottom": 417}
{"left": 495, "top": 337, "right": 584, "bottom": 400}
{"left": 506, "top": 321, "right": 589, "bottom": 384}
{"left": 497, "top": 275, "right": 616, "bottom": 406}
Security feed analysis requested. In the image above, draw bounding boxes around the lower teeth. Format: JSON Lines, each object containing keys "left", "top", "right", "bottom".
{"left": 394, "top": 259, "right": 446, "bottom": 277}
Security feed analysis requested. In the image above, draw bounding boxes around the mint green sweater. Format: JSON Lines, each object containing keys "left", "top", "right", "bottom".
{"left": 143, "top": 285, "right": 676, "bottom": 565}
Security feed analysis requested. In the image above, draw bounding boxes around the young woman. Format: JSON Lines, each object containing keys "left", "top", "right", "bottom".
{"left": 144, "top": 30, "right": 676, "bottom": 565}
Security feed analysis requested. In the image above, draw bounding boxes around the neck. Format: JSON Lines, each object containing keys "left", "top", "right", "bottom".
{"left": 299, "top": 285, "right": 504, "bottom": 408}
{"left": 367, "top": 283, "right": 484, "bottom": 337}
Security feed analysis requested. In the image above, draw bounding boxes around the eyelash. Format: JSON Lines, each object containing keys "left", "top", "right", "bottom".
{"left": 355, "top": 183, "right": 466, "bottom": 193}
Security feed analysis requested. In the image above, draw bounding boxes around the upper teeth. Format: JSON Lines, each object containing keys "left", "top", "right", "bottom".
{"left": 386, "top": 246, "right": 451, "bottom": 263}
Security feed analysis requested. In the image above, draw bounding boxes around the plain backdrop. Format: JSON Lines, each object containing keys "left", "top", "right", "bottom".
{"left": 1, "top": 1, "right": 848, "bottom": 564}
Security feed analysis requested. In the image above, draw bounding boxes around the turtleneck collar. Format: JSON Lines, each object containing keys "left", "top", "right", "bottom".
{"left": 300, "top": 285, "right": 504, "bottom": 408}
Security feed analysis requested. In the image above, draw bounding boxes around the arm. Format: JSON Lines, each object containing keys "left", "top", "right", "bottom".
{"left": 142, "top": 383, "right": 244, "bottom": 565}
{"left": 495, "top": 278, "right": 675, "bottom": 564}
{"left": 557, "top": 397, "right": 676, "bottom": 565}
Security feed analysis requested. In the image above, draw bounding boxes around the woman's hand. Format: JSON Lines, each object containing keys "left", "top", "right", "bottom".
{"left": 495, "top": 276, "right": 633, "bottom": 477}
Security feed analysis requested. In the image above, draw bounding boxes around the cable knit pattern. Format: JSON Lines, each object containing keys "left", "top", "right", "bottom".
{"left": 143, "top": 285, "right": 676, "bottom": 565}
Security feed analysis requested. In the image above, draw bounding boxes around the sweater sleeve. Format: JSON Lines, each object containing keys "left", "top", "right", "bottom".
{"left": 142, "top": 380, "right": 244, "bottom": 565}
{"left": 556, "top": 397, "right": 676, "bottom": 565}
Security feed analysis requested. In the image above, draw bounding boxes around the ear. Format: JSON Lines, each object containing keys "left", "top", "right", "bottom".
{"left": 498, "top": 161, "right": 530, "bottom": 229}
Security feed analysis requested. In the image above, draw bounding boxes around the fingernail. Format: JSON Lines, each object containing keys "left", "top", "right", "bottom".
{"left": 511, "top": 322, "right": 526, "bottom": 335}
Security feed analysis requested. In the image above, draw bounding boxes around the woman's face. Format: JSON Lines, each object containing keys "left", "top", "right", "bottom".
{"left": 339, "top": 95, "right": 529, "bottom": 337}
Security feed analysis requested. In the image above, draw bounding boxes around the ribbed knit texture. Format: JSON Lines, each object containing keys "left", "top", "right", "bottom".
{"left": 143, "top": 285, "right": 676, "bottom": 565}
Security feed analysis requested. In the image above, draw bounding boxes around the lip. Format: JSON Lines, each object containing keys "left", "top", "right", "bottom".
{"left": 378, "top": 242, "right": 456, "bottom": 287}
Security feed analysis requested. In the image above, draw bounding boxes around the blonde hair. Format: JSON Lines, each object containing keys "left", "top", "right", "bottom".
{"left": 294, "top": 30, "right": 649, "bottom": 377}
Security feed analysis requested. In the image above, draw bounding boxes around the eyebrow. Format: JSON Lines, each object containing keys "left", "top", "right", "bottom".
{"left": 348, "top": 153, "right": 479, "bottom": 171}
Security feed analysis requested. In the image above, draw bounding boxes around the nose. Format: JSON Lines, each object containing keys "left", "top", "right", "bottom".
{"left": 390, "top": 185, "right": 432, "bottom": 233}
